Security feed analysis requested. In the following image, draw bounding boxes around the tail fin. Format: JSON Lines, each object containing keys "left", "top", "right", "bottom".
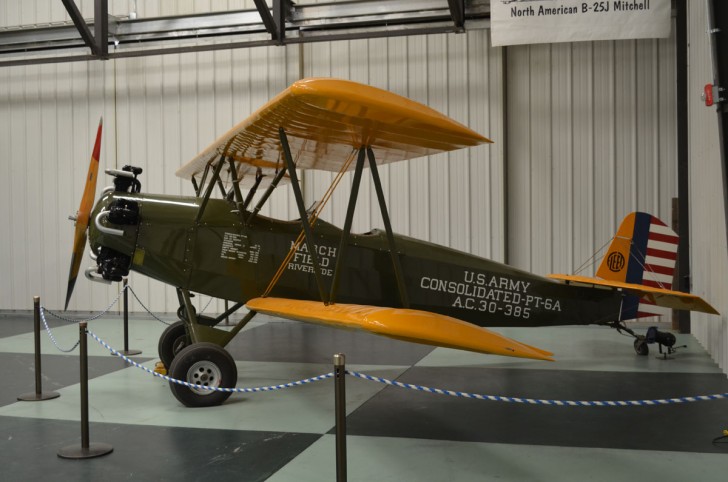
{"left": 597, "top": 212, "right": 678, "bottom": 318}
{"left": 548, "top": 212, "right": 717, "bottom": 317}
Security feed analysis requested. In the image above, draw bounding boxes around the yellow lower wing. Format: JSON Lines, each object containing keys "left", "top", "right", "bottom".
{"left": 547, "top": 274, "right": 719, "bottom": 315}
{"left": 245, "top": 297, "right": 554, "bottom": 361}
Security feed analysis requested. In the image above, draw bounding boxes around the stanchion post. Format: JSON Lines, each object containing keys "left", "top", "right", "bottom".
{"left": 334, "top": 353, "right": 347, "bottom": 482}
{"left": 18, "top": 296, "right": 60, "bottom": 401}
{"left": 58, "top": 322, "right": 113, "bottom": 459}
{"left": 118, "top": 278, "right": 141, "bottom": 356}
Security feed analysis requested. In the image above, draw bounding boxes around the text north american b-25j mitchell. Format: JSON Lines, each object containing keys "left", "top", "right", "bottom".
{"left": 65, "top": 78, "right": 718, "bottom": 407}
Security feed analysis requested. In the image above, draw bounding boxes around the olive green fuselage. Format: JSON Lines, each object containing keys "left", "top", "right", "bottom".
{"left": 89, "top": 192, "right": 628, "bottom": 328}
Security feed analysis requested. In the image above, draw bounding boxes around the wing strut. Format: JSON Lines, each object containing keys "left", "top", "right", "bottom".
{"left": 195, "top": 154, "right": 226, "bottom": 224}
{"left": 227, "top": 157, "right": 245, "bottom": 213}
{"left": 246, "top": 166, "right": 288, "bottom": 226}
{"left": 279, "top": 127, "right": 329, "bottom": 304}
{"left": 196, "top": 162, "right": 211, "bottom": 197}
{"left": 243, "top": 168, "right": 264, "bottom": 210}
{"left": 329, "top": 147, "right": 367, "bottom": 303}
{"left": 216, "top": 177, "right": 227, "bottom": 198}
{"left": 367, "top": 147, "right": 410, "bottom": 308}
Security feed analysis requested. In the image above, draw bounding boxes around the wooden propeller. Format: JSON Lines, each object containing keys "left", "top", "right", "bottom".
{"left": 64, "top": 118, "right": 102, "bottom": 310}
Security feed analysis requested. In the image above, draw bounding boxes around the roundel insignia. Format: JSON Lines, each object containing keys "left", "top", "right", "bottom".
{"left": 606, "top": 252, "right": 625, "bottom": 272}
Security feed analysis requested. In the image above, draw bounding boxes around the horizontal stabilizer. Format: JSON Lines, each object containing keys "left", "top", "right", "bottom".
{"left": 547, "top": 274, "right": 719, "bottom": 315}
{"left": 246, "top": 297, "right": 554, "bottom": 361}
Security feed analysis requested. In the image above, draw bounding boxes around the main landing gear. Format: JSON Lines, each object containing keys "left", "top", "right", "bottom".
{"left": 168, "top": 343, "right": 237, "bottom": 407}
{"left": 157, "top": 289, "right": 255, "bottom": 407}
{"left": 158, "top": 321, "right": 189, "bottom": 369}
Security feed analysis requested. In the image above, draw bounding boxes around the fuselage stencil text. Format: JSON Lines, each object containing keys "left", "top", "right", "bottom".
{"left": 419, "top": 270, "right": 562, "bottom": 319}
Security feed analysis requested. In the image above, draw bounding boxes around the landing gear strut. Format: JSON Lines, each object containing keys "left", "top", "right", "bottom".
{"left": 157, "top": 290, "right": 245, "bottom": 368}
{"left": 157, "top": 289, "right": 257, "bottom": 406}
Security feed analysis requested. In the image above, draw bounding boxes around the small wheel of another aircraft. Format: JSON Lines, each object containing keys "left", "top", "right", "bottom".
{"left": 634, "top": 338, "right": 649, "bottom": 356}
{"left": 168, "top": 342, "right": 237, "bottom": 407}
{"left": 158, "top": 321, "right": 190, "bottom": 368}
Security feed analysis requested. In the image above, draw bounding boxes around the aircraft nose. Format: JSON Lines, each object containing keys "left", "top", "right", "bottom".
{"left": 86, "top": 194, "right": 141, "bottom": 282}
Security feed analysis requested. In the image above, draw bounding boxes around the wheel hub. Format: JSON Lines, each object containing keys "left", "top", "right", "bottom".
{"left": 187, "top": 360, "right": 222, "bottom": 395}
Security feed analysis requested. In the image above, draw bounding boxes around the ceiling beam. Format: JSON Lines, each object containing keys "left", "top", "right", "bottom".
{"left": 447, "top": 0, "right": 465, "bottom": 30}
{"left": 252, "top": 0, "right": 279, "bottom": 40}
{"left": 95, "top": 0, "right": 108, "bottom": 57}
{"left": 0, "top": 0, "right": 489, "bottom": 67}
{"left": 60, "top": 0, "right": 109, "bottom": 58}
{"left": 253, "top": 0, "right": 292, "bottom": 43}
{"left": 61, "top": 0, "right": 98, "bottom": 55}
{"left": 273, "top": 0, "right": 291, "bottom": 43}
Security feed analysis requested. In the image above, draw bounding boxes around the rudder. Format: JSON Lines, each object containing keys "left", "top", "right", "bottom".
{"left": 597, "top": 212, "right": 679, "bottom": 319}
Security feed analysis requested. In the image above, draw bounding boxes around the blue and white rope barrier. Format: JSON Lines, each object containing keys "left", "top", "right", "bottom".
{"left": 38, "top": 286, "right": 127, "bottom": 352}
{"left": 87, "top": 329, "right": 334, "bottom": 393}
{"left": 39, "top": 306, "right": 80, "bottom": 353}
{"left": 36, "top": 283, "right": 728, "bottom": 406}
{"left": 346, "top": 370, "right": 728, "bottom": 406}
{"left": 87, "top": 327, "right": 728, "bottom": 405}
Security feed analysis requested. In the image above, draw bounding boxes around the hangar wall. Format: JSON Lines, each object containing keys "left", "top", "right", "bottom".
{"left": 301, "top": 31, "right": 505, "bottom": 259}
{"left": 0, "top": 2, "right": 505, "bottom": 314}
{"left": 505, "top": 34, "right": 678, "bottom": 277}
{"left": 687, "top": 1, "right": 727, "bottom": 373}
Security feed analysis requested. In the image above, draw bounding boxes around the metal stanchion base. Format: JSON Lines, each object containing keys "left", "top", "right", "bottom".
{"left": 18, "top": 391, "right": 60, "bottom": 401}
{"left": 115, "top": 349, "right": 142, "bottom": 356}
{"left": 58, "top": 443, "right": 113, "bottom": 459}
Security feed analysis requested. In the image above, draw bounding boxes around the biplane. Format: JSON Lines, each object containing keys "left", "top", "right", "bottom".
{"left": 65, "top": 78, "right": 718, "bottom": 407}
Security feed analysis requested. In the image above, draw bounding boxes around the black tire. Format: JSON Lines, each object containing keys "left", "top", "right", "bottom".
{"left": 662, "top": 332, "right": 677, "bottom": 348}
{"left": 168, "top": 343, "right": 237, "bottom": 407}
{"left": 177, "top": 304, "right": 196, "bottom": 321}
{"left": 634, "top": 338, "right": 649, "bottom": 356}
{"left": 158, "top": 321, "right": 190, "bottom": 368}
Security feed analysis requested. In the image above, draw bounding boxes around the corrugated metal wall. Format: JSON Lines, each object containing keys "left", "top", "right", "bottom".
{"left": 0, "top": 0, "right": 302, "bottom": 313}
{"left": 687, "top": 1, "right": 727, "bottom": 373}
{"left": 0, "top": 3, "right": 505, "bottom": 315}
{"left": 301, "top": 31, "right": 505, "bottom": 257}
{"left": 505, "top": 33, "right": 678, "bottom": 278}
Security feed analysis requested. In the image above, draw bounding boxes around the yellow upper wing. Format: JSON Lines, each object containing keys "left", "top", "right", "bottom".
{"left": 176, "top": 78, "right": 491, "bottom": 186}
{"left": 246, "top": 297, "right": 553, "bottom": 362}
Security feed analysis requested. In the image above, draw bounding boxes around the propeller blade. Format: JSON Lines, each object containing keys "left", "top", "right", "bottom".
{"left": 65, "top": 118, "right": 103, "bottom": 310}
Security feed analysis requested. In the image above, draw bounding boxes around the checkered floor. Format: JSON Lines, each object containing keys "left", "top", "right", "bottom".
{"left": 2, "top": 310, "right": 727, "bottom": 481}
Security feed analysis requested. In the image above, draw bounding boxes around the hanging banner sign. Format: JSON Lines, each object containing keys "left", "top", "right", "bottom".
{"left": 491, "top": 0, "right": 672, "bottom": 47}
